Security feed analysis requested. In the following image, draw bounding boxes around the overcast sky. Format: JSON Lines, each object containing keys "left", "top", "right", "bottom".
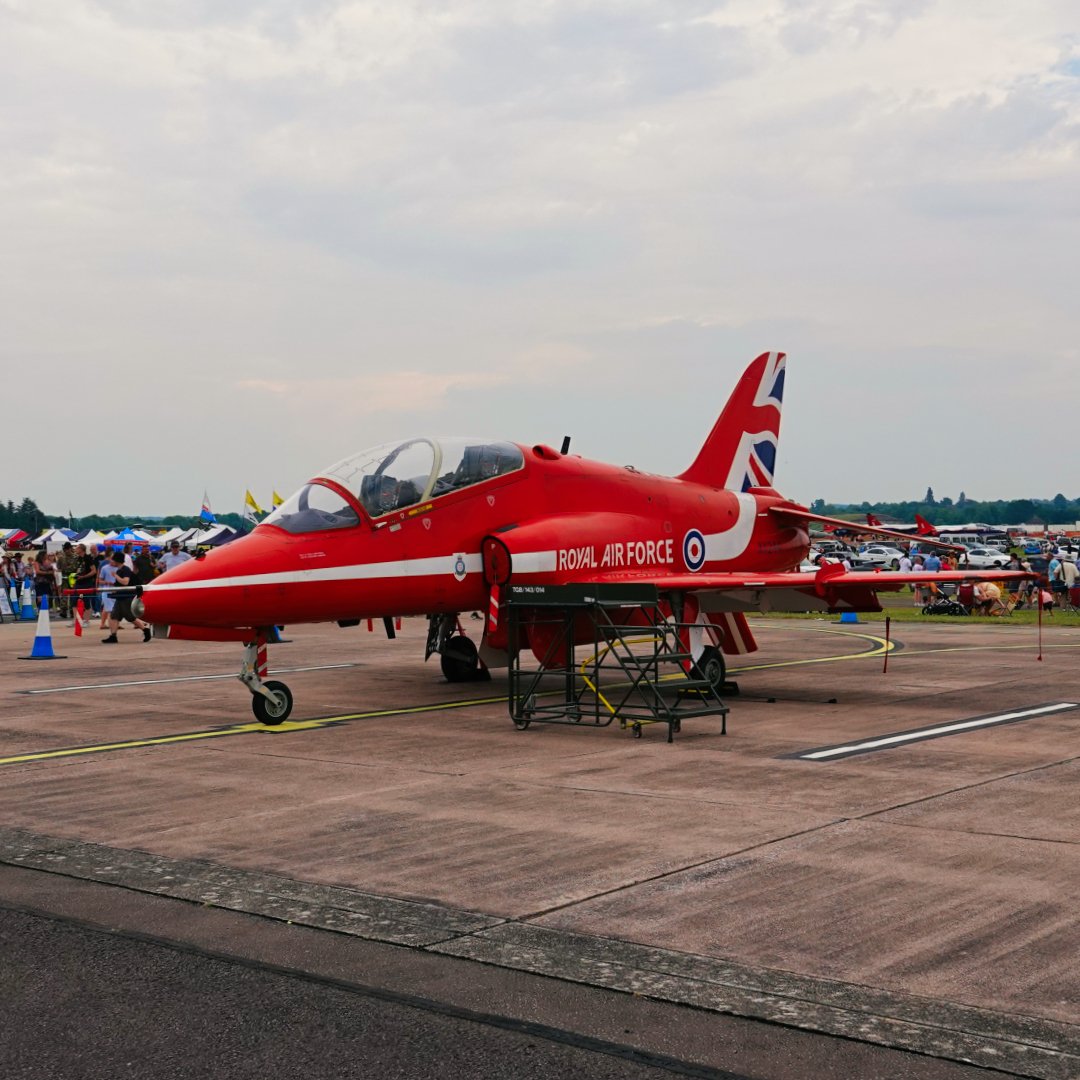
{"left": 3, "top": 0, "right": 1079, "bottom": 517}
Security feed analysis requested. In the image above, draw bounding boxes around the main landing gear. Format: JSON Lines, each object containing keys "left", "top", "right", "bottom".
{"left": 240, "top": 634, "right": 294, "bottom": 725}
{"left": 426, "top": 614, "right": 490, "bottom": 683}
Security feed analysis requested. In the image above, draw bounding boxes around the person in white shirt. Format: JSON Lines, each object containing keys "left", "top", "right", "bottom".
{"left": 1062, "top": 558, "right": 1078, "bottom": 590}
{"left": 158, "top": 541, "right": 193, "bottom": 573}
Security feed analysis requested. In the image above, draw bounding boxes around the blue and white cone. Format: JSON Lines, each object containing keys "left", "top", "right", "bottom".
{"left": 8, "top": 582, "right": 18, "bottom": 613}
{"left": 838, "top": 610, "right": 861, "bottom": 624}
{"left": 20, "top": 595, "right": 67, "bottom": 660}
{"left": 19, "top": 581, "right": 35, "bottom": 620}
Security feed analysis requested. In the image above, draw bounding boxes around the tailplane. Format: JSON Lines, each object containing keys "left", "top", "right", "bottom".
{"left": 678, "top": 351, "right": 786, "bottom": 490}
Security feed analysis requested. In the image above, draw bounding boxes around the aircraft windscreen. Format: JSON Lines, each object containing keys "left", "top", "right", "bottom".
{"left": 262, "top": 483, "right": 360, "bottom": 534}
{"left": 320, "top": 437, "right": 523, "bottom": 518}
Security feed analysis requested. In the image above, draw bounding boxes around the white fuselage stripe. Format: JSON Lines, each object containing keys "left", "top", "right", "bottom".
{"left": 146, "top": 553, "right": 497, "bottom": 592}
{"left": 147, "top": 550, "right": 562, "bottom": 593}
{"left": 800, "top": 703, "right": 1078, "bottom": 760}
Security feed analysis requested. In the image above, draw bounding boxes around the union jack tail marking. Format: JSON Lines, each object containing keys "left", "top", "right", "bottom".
{"left": 678, "top": 352, "right": 786, "bottom": 492}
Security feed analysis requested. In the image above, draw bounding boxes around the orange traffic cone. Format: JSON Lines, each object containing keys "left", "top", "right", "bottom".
{"left": 74, "top": 597, "right": 85, "bottom": 637}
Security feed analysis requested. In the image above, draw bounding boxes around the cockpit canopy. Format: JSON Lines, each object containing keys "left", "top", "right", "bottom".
{"left": 262, "top": 437, "right": 524, "bottom": 534}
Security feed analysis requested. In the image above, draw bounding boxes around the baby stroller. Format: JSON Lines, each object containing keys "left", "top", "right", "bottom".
{"left": 922, "top": 592, "right": 969, "bottom": 616}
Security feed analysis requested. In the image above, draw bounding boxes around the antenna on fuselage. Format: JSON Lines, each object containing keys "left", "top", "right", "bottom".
{"left": 560, "top": 436, "right": 571, "bottom": 455}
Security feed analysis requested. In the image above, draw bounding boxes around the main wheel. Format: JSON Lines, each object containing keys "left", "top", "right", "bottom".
{"left": 692, "top": 646, "right": 726, "bottom": 690}
{"left": 441, "top": 635, "right": 480, "bottom": 682}
{"left": 251, "top": 680, "right": 293, "bottom": 725}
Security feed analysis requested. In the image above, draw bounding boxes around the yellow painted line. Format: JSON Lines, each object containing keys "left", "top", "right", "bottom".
{"left": 731, "top": 626, "right": 893, "bottom": 673}
{"left": 0, "top": 626, "right": 893, "bottom": 768}
{"left": 887, "top": 642, "right": 1080, "bottom": 657}
{"left": 0, "top": 694, "right": 508, "bottom": 767}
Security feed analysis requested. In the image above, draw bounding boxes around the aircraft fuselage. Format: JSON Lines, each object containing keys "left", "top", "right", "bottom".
{"left": 139, "top": 445, "right": 809, "bottom": 631}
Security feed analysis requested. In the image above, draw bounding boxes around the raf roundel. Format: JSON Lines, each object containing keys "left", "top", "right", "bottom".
{"left": 683, "top": 528, "right": 706, "bottom": 572}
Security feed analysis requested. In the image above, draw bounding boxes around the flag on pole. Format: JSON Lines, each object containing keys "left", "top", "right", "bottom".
{"left": 242, "top": 490, "right": 265, "bottom": 529}
{"left": 272, "top": 490, "right": 284, "bottom": 508}
{"left": 199, "top": 491, "right": 216, "bottom": 524}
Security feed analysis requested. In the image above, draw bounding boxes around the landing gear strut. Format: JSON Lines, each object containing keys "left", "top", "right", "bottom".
{"left": 240, "top": 634, "right": 293, "bottom": 725}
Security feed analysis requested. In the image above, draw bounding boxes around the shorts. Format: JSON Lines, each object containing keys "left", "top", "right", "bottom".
{"left": 112, "top": 595, "right": 134, "bottom": 622}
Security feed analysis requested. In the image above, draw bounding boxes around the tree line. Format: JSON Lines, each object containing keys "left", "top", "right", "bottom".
{"left": 809, "top": 490, "right": 1080, "bottom": 527}
{"left": 4, "top": 489, "right": 1078, "bottom": 535}
{"left": 0, "top": 499, "right": 246, "bottom": 533}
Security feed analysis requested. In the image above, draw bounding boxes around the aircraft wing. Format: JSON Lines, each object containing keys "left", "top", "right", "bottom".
{"left": 566, "top": 565, "right": 1033, "bottom": 614}
{"left": 768, "top": 504, "right": 964, "bottom": 551}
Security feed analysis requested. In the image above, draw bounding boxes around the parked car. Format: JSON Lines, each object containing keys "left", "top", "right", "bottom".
{"left": 961, "top": 546, "right": 1010, "bottom": 569}
{"left": 816, "top": 551, "right": 867, "bottom": 570}
{"left": 814, "top": 539, "right": 850, "bottom": 555}
{"left": 858, "top": 544, "right": 904, "bottom": 569}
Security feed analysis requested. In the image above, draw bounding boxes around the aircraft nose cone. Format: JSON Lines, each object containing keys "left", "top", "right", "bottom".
{"left": 139, "top": 529, "right": 295, "bottom": 629}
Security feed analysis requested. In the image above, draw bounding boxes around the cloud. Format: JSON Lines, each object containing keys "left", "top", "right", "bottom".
{"left": 2, "top": 1, "right": 1080, "bottom": 512}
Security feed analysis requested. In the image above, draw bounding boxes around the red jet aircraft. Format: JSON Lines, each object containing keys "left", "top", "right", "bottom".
{"left": 134, "top": 352, "right": 1027, "bottom": 723}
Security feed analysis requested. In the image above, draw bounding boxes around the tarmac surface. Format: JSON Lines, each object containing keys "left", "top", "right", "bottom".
{"left": 1, "top": 611, "right": 1078, "bottom": 1077}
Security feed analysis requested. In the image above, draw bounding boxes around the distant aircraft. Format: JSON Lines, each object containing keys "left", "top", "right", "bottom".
{"left": 134, "top": 352, "right": 1028, "bottom": 724}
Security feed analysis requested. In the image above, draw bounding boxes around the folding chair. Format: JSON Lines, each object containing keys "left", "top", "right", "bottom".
{"left": 988, "top": 581, "right": 1014, "bottom": 617}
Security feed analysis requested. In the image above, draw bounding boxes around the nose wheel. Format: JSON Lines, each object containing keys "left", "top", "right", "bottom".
{"left": 240, "top": 635, "right": 294, "bottom": 725}
{"left": 250, "top": 680, "right": 293, "bottom": 725}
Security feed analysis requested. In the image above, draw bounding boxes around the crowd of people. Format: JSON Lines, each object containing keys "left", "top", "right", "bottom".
{"left": 814, "top": 536, "right": 1080, "bottom": 615}
{"left": 1, "top": 539, "right": 193, "bottom": 642}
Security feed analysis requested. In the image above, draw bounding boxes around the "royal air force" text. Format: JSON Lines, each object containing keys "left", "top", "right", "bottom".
{"left": 557, "top": 539, "right": 675, "bottom": 571}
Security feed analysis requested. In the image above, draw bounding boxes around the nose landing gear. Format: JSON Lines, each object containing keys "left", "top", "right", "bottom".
{"left": 240, "top": 634, "right": 294, "bottom": 725}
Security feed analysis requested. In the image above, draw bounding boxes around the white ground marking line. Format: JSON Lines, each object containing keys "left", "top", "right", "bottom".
{"left": 20, "top": 663, "right": 359, "bottom": 695}
{"left": 800, "top": 703, "right": 1079, "bottom": 760}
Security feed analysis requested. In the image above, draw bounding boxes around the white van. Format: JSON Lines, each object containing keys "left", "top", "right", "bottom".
{"left": 940, "top": 531, "right": 1009, "bottom": 550}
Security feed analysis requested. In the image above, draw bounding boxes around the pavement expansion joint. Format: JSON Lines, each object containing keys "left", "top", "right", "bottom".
{"left": 0, "top": 825, "right": 1077, "bottom": 1080}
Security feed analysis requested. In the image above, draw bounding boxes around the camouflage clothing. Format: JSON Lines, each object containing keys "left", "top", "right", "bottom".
{"left": 56, "top": 549, "right": 79, "bottom": 617}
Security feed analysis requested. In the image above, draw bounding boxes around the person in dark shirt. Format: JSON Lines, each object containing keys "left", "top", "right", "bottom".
{"left": 33, "top": 551, "right": 55, "bottom": 609}
{"left": 73, "top": 543, "right": 98, "bottom": 614}
{"left": 102, "top": 550, "right": 152, "bottom": 643}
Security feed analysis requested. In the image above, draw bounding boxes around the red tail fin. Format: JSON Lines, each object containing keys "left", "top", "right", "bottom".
{"left": 679, "top": 352, "right": 786, "bottom": 490}
{"left": 915, "top": 514, "right": 938, "bottom": 536}
{"left": 867, "top": 513, "right": 882, "bottom": 527}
